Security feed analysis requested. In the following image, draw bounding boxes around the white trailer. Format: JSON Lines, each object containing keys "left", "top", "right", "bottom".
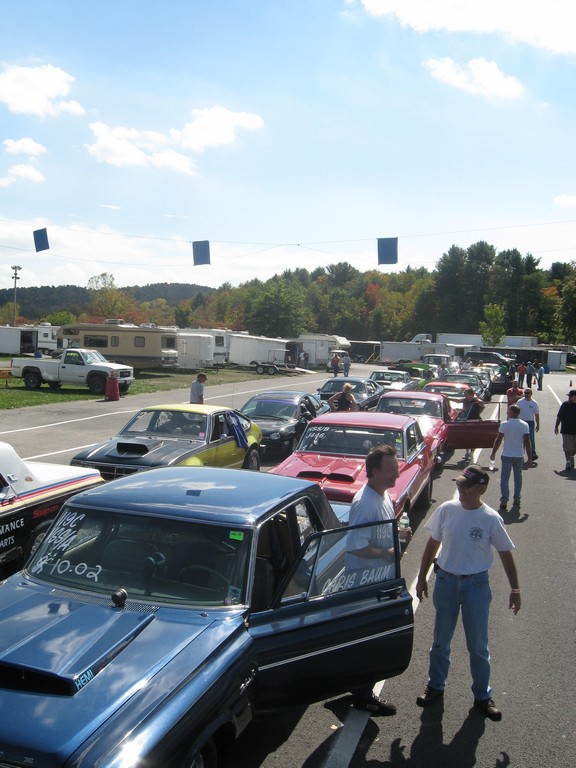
{"left": 177, "top": 333, "right": 215, "bottom": 370}
{"left": 436, "top": 333, "right": 539, "bottom": 348}
{"left": 228, "top": 334, "right": 290, "bottom": 373}
{"left": 288, "top": 334, "right": 350, "bottom": 367}
{"left": 379, "top": 339, "right": 444, "bottom": 364}
{"left": 0, "top": 324, "right": 59, "bottom": 355}
{"left": 179, "top": 327, "right": 240, "bottom": 365}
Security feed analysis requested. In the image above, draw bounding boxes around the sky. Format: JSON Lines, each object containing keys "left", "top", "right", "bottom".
{"left": 1, "top": 0, "right": 576, "bottom": 293}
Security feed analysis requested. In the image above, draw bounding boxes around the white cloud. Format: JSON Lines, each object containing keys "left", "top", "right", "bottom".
{"left": 3, "top": 137, "right": 47, "bottom": 156}
{"left": 0, "top": 64, "right": 85, "bottom": 117}
{"left": 554, "top": 194, "right": 576, "bottom": 208}
{"left": 424, "top": 57, "right": 524, "bottom": 97}
{"left": 0, "top": 163, "right": 45, "bottom": 187}
{"left": 170, "top": 106, "right": 265, "bottom": 152}
{"left": 86, "top": 106, "right": 264, "bottom": 174}
{"left": 358, "top": 0, "right": 576, "bottom": 55}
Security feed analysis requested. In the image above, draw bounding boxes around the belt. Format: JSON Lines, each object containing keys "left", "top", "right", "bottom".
{"left": 434, "top": 561, "right": 487, "bottom": 578}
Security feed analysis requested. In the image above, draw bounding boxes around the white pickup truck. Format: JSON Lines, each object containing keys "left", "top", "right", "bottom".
{"left": 10, "top": 348, "right": 135, "bottom": 395}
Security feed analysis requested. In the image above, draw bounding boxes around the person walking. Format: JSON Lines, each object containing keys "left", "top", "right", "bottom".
{"left": 415, "top": 464, "right": 521, "bottom": 722}
{"left": 347, "top": 445, "right": 411, "bottom": 715}
{"left": 490, "top": 404, "right": 532, "bottom": 511}
{"left": 554, "top": 389, "right": 576, "bottom": 470}
{"left": 516, "top": 388, "right": 540, "bottom": 461}
{"left": 457, "top": 388, "right": 485, "bottom": 463}
{"left": 506, "top": 380, "right": 523, "bottom": 407}
{"left": 189, "top": 373, "right": 207, "bottom": 404}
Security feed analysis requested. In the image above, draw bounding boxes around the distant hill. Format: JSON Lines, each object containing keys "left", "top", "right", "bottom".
{"left": 0, "top": 282, "right": 214, "bottom": 319}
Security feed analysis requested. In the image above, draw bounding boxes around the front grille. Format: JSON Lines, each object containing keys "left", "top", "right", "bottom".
{"left": 80, "top": 462, "right": 141, "bottom": 481}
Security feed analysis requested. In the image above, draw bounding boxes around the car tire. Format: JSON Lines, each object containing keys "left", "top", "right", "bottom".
{"left": 255, "top": 365, "right": 265, "bottom": 375}
{"left": 88, "top": 376, "right": 106, "bottom": 396}
{"left": 23, "top": 523, "right": 51, "bottom": 562}
{"left": 119, "top": 381, "right": 129, "bottom": 393}
{"left": 23, "top": 371, "right": 42, "bottom": 390}
{"left": 181, "top": 738, "right": 217, "bottom": 768}
{"left": 416, "top": 476, "right": 433, "bottom": 510}
{"left": 242, "top": 447, "right": 261, "bottom": 471}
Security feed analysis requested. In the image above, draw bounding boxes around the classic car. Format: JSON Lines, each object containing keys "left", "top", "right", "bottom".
{"left": 443, "top": 372, "right": 492, "bottom": 401}
{"left": 375, "top": 391, "right": 500, "bottom": 462}
{"left": 368, "top": 369, "right": 419, "bottom": 391}
{"left": 270, "top": 411, "right": 435, "bottom": 514}
{"left": 422, "top": 380, "right": 472, "bottom": 406}
{"left": 0, "top": 441, "right": 103, "bottom": 576}
{"left": 240, "top": 390, "right": 330, "bottom": 457}
{"left": 70, "top": 404, "right": 262, "bottom": 480}
{"left": 317, "top": 377, "right": 385, "bottom": 411}
{"left": 0, "top": 467, "right": 414, "bottom": 767}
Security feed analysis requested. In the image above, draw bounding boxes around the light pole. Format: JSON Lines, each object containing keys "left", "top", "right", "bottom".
{"left": 11, "top": 265, "right": 21, "bottom": 326}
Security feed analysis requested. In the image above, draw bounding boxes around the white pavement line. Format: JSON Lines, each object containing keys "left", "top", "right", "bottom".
{"left": 24, "top": 444, "right": 98, "bottom": 460}
{"left": 0, "top": 409, "right": 135, "bottom": 435}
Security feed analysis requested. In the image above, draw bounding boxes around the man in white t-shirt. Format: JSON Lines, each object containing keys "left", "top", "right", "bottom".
{"left": 490, "top": 404, "right": 532, "bottom": 511}
{"left": 516, "top": 388, "right": 540, "bottom": 460}
{"left": 346, "top": 445, "right": 411, "bottom": 716}
{"left": 415, "top": 464, "right": 521, "bottom": 721}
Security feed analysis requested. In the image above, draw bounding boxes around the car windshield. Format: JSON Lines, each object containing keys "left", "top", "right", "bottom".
{"left": 121, "top": 409, "right": 208, "bottom": 438}
{"left": 241, "top": 398, "right": 298, "bottom": 420}
{"left": 377, "top": 397, "right": 442, "bottom": 418}
{"left": 27, "top": 506, "right": 252, "bottom": 607}
{"left": 445, "top": 374, "right": 480, "bottom": 385}
{"left": 83, "top": 350, "right": 108, "bottom": 364}
{"left": 424, "top": 385, "right": 465, "bottom": 398}
{"left": 298, "top": 424, "right": 404, "bottom": 459}
{"left": 321, "top": 381, "right": 366, "bottom": 395}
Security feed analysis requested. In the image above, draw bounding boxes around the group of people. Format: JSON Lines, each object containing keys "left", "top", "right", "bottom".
{"left": 515, "top": 360, "right": 545, "bottom": 390}
{"left": 330, "top": 351, "right": 351, "bottom": 377}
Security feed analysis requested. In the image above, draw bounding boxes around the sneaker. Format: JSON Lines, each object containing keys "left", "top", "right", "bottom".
{"left": 532, "top": 454, "right": 538, "bottom": 460}
{"left": 416, "top": 686, "right": 444, "bottom": 707}
{"left": 353, "top": 693, "right": 397, "bottom": 716}
{"left": 498, "top": 503, "right": 507, "bottom": 512}
{"left": 474, "top": 697, "right": 502, "bottom": 721}
{"left": 513, "top": 498, "right": 521, "bottom": 507}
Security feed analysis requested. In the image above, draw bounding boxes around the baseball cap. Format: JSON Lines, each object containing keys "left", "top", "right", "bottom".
{"left": 453, "top": 464, "right": 489, "bottom": 486}
{"left": 568, "top": 390, "right": 576, "bottom": 397}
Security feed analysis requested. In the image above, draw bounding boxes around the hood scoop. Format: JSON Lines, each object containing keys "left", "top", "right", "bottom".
{"left": 114, "top": 441, "right": 152, "bottom": 456}
{"left": 298, "top": 470, "right": 355, "bottom": 483}
{"left": 0, "top": 601, "right": 155, "bottom": 696}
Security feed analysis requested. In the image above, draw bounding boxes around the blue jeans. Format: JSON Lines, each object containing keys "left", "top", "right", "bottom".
{"left": 428, "top": 569, "right": 492, "bottom": 700}
{"left": 526, "top": 421, "right": 536, "bottom": 456}
{"left": 500, "top": 455, "right": 523, "bottom": 503}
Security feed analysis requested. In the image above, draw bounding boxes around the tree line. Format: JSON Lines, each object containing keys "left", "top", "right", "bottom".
{"left": 2, "top": 241, "right": 576, "bottom": 344}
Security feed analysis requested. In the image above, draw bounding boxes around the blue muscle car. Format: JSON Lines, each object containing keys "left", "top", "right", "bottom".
{"left": 0, "top": 467, "right": 413, "bottom": 767}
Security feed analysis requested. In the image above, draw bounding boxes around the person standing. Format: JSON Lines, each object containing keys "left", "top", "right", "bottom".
{"left": 189, "top": 373, "right": 207, "bottom": 404}
{"left": 554, "top": 389, "right": 576, "bottom": 471}
{"left": 341, "top": 351, "right": 351, "bottom": 377}
{"left": 490, "top": 404, "right": 532, "bottom": 511}
{"left": 516, "top": 362, "right": 527, "bottom": 387}
{"left": 516, "top": 388, "right": 540, "bottom": 461}
{"left": 347, "top": 445, "right": 411, "bottom": 715}
{"left": 526, "top": 361, "right": 536, "bottom": 389}
{"left": 457, "top": 388, "right": 485, "bottom": 463}
{"left": 536, "top": 362, "right": 544, "bottom": 391}
{"left": 327, "top": 382, "right": 358, "bottom": 411}
{"left": 330, "top": 353, "right": 340, "bottom": 377}
{"left": 415, "top": 464, "right": 521, "bottom": 721}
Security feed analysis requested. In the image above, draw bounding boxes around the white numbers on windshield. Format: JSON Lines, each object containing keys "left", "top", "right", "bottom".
{"left": 32, "top": 557, "right": 102, "bottom": 581}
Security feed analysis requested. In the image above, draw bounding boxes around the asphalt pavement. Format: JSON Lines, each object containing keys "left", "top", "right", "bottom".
{"left": 2, "top": 367, "right": 575, "bottom": 767}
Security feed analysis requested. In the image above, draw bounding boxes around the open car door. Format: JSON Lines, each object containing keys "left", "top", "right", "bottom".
{"left": 248, "top": 519, "right": 414, "bottom": 710}
{"left": 444, "top": 402, "right": 502, "bottom": 450}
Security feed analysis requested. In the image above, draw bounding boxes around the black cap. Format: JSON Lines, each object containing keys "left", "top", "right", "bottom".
{"left": 453, "top": 464, "right": 489, "bottom": 486}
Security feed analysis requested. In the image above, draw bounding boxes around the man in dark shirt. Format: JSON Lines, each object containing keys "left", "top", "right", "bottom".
{"left": 554, "top": 390, "right": 576, "bottom": 470}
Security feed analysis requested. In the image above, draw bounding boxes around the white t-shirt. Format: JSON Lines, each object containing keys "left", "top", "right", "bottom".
{"left": 516, "top": 397, "right": 539, "bottom": 423}
{"left": 425, "top": 499, "right": 514, "bottom": 575}
{"left": 499, "top": 417, "right": 529, "bottom": 457}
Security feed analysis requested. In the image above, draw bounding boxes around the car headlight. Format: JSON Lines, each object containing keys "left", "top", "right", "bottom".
{"left": 269, "top": 432, "right": 283, "bottom": 441}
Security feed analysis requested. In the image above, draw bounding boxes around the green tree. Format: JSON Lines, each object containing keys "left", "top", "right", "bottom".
{"left": 87, "top": 273, "right": 135, "bottom": 319}
{"left": 247, "top": 278, "right": 307, "bottom": 337}
{"left": 46, "top": 310, "right": 76, "bottom": 326}
{"left": 556, "top": 276, "right": 576, "bottom": 342}
{"left": 479, "top": 304, "right": 505, "bottom": 345}
{"left": 0, "top": 301, "right": 18, "bottom": 324}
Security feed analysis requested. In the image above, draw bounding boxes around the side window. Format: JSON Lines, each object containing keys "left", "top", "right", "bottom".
{"left": 406, "top": 424, "right": 419, "bottom": 456}
{"left": 111, "top": 336, "right": 120, "bottom": 348}
{"left": 281, "top": 520, "right": 399, "bottom": 602}
{"left": 134, "top": 336, "right": 145, "bottom": 348}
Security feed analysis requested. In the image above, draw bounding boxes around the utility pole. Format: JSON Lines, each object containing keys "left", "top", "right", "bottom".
{"left": 11, "top": 265, "right": 21, "bottom": 326}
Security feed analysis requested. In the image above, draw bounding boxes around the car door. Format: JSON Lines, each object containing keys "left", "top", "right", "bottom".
{"left": 248, "top": 517, "right": 414, "bottom": 709}
{"left": 201, "top": 411, "right": 246, "bottom": 468}
{"left": 443, "top": 402, "right": 502, "bottom": 450}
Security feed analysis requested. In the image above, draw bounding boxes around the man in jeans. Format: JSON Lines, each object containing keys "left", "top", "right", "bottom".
{"left": 489, "top": 404, "right": 532, "bottom": 511}
{"left": 516, "top": 388, "right": 540, "bottom": 461}
{"left": 415, "top": 464, "right": 521, "bottom": 721}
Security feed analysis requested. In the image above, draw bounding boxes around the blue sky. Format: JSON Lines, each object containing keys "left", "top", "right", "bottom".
{"left": 1, "top": 0, "right": 576, "bottom": 292}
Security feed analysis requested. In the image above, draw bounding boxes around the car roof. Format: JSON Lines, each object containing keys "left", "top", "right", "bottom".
{"left": 243, "top": 391, "right": 311, "bottom": 401}
{"left": 320, "top": 377, "right": 373, "bottom": 385}
{"left": 67, "top": 467, "right": 325, "bottom": 526}
{"left": 137, "top": 404, "right": 234, "bottom": 415}
{"left": 424, "top": 381, "right": 468, "bottom": 389}
{"left": 311, "top": 411, "right": 412, "bottom": 428}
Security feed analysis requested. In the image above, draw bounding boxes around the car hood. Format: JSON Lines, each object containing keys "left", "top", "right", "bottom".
{"left": 251, "top": 417, "right": 295, "bottom": 434}
{"left": 0, "top": 577, "right": 245, "bottom": 763}
{"left": 272, "top": 452, "right": 407, "bottom": 504}
{"left": 75, "top": 437, "right": 202, "bottom": 467}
